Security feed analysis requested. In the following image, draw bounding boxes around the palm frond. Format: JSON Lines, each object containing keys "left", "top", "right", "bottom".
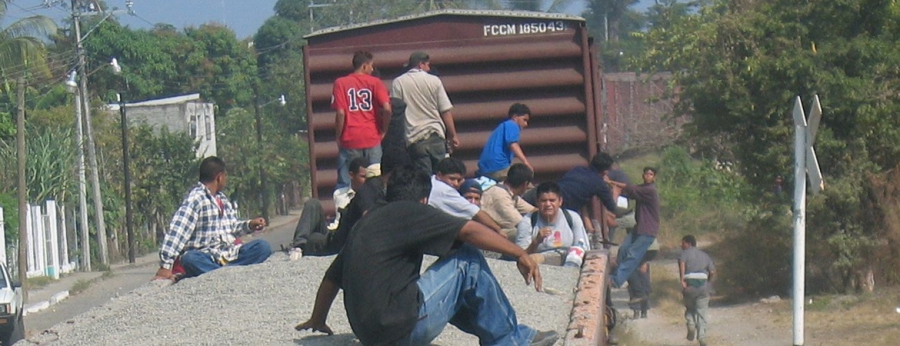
{"left": 0, "top": 15, "right": 57, "bottom": 40}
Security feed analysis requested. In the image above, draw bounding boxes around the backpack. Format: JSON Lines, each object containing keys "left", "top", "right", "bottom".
{"left": 530, "top": 209, "right": 593, "bottom": 252}
{"left": 530, "top": 209, "right": 574, "bottom": 231}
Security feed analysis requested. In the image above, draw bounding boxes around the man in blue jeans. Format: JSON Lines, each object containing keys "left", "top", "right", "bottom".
{"left": 152, "top": 157, "right": 271, "bottom": 280}
{"left": 606, "top": 167, "right": 660, "bottom": 288}
{"left": 295, "top": 164, "right": 559, "bottom": 346}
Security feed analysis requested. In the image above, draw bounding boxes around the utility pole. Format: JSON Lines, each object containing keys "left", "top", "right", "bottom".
{"left": 112, "top": 58, "right": 136, "bottom": 264}
{"left": 253, "top": 84, "right": 269, "bottom": 222}
{"left": 16, "top": 77, "right": 28, "bottom": 298}
{"left": 67, "top": 71, "right": 91, "bottom": 272}
{"left": 72, "top": 0, "right": 108, "bottom": 265}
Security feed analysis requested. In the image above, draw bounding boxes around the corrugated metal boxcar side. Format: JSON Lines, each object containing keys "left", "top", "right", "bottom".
{"left": 304, "top": 9, "right": 602, "bottom": 210}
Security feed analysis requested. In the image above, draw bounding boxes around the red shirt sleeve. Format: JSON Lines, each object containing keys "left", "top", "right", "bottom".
{"left": 332, "top": 78, "right": 347, "bottom": 111}
{"left": 373, "top": 80, "right": 390, "bottom": 108}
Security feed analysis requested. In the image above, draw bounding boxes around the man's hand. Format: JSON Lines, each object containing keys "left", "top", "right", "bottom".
{"left": 516, "top": 253, "right": 543, "bottom": 292}
{"left": 295, "top": 319, "right": 334, "bottom": 336}
{"left": 533, "top": 227, "right": 552, "bottom": 244}
{"left": 448, "top": 136, "right": 460, "bottom": 149}
{"left": 152, "top": 267, "right": 173, "bottom": 281}
{"left": 681, "top": 279, "right": 688, "bottom": 289}
{"left": 249, "top": 217, "right": 267, "bottom": 231}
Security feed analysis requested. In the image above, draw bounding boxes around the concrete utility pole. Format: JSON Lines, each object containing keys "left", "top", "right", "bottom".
{"left": 16, "top": 77, "right": 29, "bottom": 298}
{"left": 67, "top": 71, "right": 91, "bottom": 272}
{"left": 72, "top": 0, "right": 109, "bottom": 265}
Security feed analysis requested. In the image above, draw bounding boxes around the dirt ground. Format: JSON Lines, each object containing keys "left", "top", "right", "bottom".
{"left": 608, "top": 246, "right": 900, "bottom": 346}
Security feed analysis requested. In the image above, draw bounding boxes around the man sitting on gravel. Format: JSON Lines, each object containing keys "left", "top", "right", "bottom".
{"left": 482, "top": 163, "right": 535, "bottom": 240}
{"left": 516, "top": 182, "right": 589, "bottom": 267}
{"left": 153, "top": 157, "right": 271, "bottom": 280}
{"left": 294, "top": 164, "right": 559, "bottom": 346}
{"left": 287, "top": 157, "right": 369, "bottom": 259}
{"left": 429, "top": 157, "right": 504, "bottom": 233}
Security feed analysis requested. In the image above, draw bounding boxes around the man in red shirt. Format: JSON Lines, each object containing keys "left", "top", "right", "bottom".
{"left": 333, "top": 51, "right": 391, "bottom": 189}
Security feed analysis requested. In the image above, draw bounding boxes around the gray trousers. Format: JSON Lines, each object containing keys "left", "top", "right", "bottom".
{"left": 291, "top": 199, "right": 331, "bottom": 255}
{"left": 408, "top": 133, "right": 447, "bottom": 174}
{"left": 684, "top": 286, "right": 710, "bottom": 341}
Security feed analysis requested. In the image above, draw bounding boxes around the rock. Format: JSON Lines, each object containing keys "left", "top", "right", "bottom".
{"left": 760, "top": 295, "right": 781, "bottom": 304}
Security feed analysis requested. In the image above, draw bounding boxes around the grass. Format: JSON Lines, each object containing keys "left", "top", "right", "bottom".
{"left": 799, "top": 287, "right": 900, "bottom": 345}
{"left": 69, "top": 269, "right": 114, "bottom": 295}
{"left": 26, "top": 276, "right": 55, "bottom": 290}
{"left": 69, "top": 279, "right": 92, "bottom": 295}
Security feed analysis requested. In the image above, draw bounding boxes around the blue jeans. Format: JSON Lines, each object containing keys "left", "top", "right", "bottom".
{"left": 337, "top": 145, "right": 382, "bottom": 189}
{"left": 397, "top": 245, "right": 536, "bottom": 346}
{"left": 612, "top": 233, "right": 655, "bottom": 287}
{"left": 180, "top": 239, "right": 272, "bottom": 278}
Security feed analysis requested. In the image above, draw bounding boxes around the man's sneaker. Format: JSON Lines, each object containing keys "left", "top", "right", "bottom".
{"left": 530, "top": 330, "right": 559, "bottom": 346}
{"left": 289, "top": 247, "right": 303, "bottom": 261}
{"left": 686, "top": 327, "right": 696, "bottom": 341}
{"left": 699, "top": 339, "right": 707, "bottom": 346}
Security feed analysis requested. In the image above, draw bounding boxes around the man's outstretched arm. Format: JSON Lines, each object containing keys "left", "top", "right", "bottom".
{"left": 458, "top": 221, "right": 542, "bottom": 292}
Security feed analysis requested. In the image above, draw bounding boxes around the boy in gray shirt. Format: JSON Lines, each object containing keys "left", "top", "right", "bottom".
{"left": 678, "top": 235, "right": 716, "bottom": 346}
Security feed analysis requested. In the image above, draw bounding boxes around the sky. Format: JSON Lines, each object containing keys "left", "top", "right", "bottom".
{"left": 6, "top": 0, "right": 656, "bottom": 39}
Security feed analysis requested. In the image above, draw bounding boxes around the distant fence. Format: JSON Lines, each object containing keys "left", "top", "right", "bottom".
{"left": 601, "top": 72, "right": 687, "bottom": 155}
{"left": 1, "top": 200, "right": 78, "bottom": 280}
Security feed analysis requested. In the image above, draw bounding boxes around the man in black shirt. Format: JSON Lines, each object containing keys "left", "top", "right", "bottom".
{"left": 303, "top": 148, "right": 410, "bottom": 255}
{"left": 295, "top": 164, "right": 559, "bottom": 346}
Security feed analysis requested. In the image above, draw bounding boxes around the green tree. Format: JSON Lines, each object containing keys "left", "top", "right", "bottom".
{"left": 635, "top": 0, "right": 900, "bottom": 293}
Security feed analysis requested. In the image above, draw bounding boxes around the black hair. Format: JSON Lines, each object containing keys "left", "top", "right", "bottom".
{"left": 506, "top": 163, "right": 533, "bottom": 188}
{"left": 435, "top": 157, "right": 467, "bottom": 176}
{"left": 199, "top": 156, "right": 226, "bottom": 183}
{"left": 644, "top": 167, "right": 658, "bottom": 175}
{"left": 386, "top": 164, "right": 432, "bottom": 202}
{"left": 682, "top": 235, "right": 697, "bottom": 247}
{"left": 508, "top": 103, "right": 531, "bottom": 118}
{"left": 352, "top": 51, "right": 373, "bottom": 70}
{"left": 535, "top": 181, "right": 561, "bottom": 199}
{"left": 349, "top": 157, "right": 370, "bottom": 175}
{"left": 590, "top": 152, "right": 614, "bottom": 173}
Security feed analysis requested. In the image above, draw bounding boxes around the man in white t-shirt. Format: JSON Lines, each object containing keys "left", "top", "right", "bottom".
{"left": 391, "top": 51, "right": 458, "bottom": 173}
{"left": 428, "top": 158, "right": 502, "bottom": 233}
{"left": 516, "top": 181, "right": 589, "bottom": 266}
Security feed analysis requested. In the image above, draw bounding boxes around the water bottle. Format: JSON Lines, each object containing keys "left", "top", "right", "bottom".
{"left": 564, "top": 240, "right": 586, "bottom": 268}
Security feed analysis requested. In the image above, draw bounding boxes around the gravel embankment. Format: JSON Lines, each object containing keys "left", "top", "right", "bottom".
{"left": 22, "top": 252, "right": 579, "bottom": 345}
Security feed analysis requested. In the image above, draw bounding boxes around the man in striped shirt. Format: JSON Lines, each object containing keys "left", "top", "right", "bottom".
{"left": 152, "top": 157, "right": 271, "bottom": 280}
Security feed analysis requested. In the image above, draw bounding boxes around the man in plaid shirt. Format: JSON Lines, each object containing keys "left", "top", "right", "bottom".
{"left": 153, "top": 157, "right": 271, "bottom": 280}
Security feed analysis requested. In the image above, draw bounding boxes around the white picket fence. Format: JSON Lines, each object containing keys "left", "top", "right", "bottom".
{"left": 0, "top": 200, "right": 77, "bottom": 279}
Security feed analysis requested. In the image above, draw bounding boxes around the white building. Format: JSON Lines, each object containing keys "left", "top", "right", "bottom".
{"left": 107, "top": 93, "right": 216, "bottom": 158}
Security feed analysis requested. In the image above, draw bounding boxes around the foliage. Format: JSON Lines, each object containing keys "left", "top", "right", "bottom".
{"left": 0, "top": 124, "right": 76, "bottom": 203}
{"left": 633, "top": 0, "right": 900, "bottom": 293}
{"left": 216, "top": 106, "right": 308, "bottom": 217}
{"left": 82, "top": 21, "right": 257, "bottom": 111}
{"left": 655, "top": 146, "right": 751, "bottom": 238}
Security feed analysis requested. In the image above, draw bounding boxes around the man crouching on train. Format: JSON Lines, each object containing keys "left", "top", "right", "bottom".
{"left": 294, "top": 164, "right": 560, "bottom": 346}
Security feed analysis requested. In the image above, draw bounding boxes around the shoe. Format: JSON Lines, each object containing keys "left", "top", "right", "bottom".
{"left": 632, "top": 309, "right": 640, "bottom": 319}
{"left": 530, "top": 330, "right": 559, "bottom": 346}
{"left": 289, "top": 247, "right": 303, "bottom": 261}
{"left": 686, "top": 327, "right": 696, "bottom": 341}
{"left": 699, "top": 339, "right": 707, "bottom": 346}
{"left": 640, "top": 310, "right": 647, "bottom": 319}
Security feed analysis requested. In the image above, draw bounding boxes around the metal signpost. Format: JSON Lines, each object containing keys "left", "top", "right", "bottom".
{"left": 791, "top": 95, "right": 823, "bottom": 346}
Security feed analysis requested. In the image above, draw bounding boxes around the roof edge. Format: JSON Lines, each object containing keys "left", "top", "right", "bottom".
{"left": 304, "top": 9, "right": 585, "bottom": 39}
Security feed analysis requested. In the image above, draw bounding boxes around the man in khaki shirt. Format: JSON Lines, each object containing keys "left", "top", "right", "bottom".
{"left": 481, "top": 163, "right": 536, "bottom": 239}
{"left": 391, "top": 51, "right": 458, "bottom": 173}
